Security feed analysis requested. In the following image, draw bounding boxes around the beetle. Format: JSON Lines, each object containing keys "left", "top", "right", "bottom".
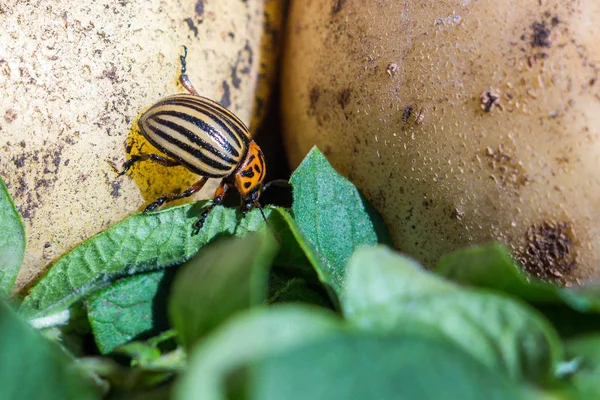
{"left": 117, "top": 47, "right": 276, "bottom": 233}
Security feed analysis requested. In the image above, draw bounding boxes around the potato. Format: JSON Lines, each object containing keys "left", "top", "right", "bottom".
{"left": 0, "top": 0, "right": 283, "bottom": 292}
{"left": 282, "top": 0, "right": 600, "bottom": 285}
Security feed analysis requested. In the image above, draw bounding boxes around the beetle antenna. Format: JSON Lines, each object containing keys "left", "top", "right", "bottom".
{"left": 261, "top": 179, "right": 291, "bottom": 194}
{"left": 258, "top": 204, "right": 281, "bottom": 244}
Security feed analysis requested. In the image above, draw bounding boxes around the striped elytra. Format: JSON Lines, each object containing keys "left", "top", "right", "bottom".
{"left": 138, "top": 94, "right": 251, "bottom": 178}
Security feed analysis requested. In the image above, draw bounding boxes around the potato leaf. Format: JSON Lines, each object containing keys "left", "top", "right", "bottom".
{"left": 268, "top": 272, "right": 333, "bottom": 308}
{"left": 342, "top": 246, "right": 563, "bottom": 385}
{"left": 267, "top": 208, "right": 340, "bottom": 305}
{"left": 175, "top": 305, "right": 525, "bottom": 400}
{"left": 246, "top": 332, "right": 525, "bottom": 400}
{"left": 0, "top": 177, "right": 26, "bottom": 297}
{"left": 20, "top": 203, "right": 273, "bottom": 319}
{"left": 168, "top": 232, "right": 278, "bottom": 350}
{"left": 0, "top": 301, "right": 99, "bottom": 399}
{"left": 174, "top": 305, "right": 341, "bottom": 400}
{"left": 87, "top": 269, "right": 173, "bottom": 354}
{"left": 290, "top": 147, "right": 391, "bottom": 294}
{"left": 436, "top": 243, "right": 600, "bottom": 312}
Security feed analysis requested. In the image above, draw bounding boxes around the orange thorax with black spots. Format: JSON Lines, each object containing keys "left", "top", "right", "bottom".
{"left": 234, "top": 141, "right": 266, "bottom": 198}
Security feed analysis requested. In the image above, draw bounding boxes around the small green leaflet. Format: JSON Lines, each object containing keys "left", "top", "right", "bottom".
{"left": 174, "top": 305, "right": 342, "bottom": 400}
{"left": 436, "top": 243, "right": 600, "bottom": 312}
{"left": 168, "top": 232, "right": 278, "bottom": 350}
{"left": 87, "top": 269, "right": 172, "bottom": 354}
{"left": 20, "top": 204, "right": 272, "bottom": 318}
{"left": 290, "top": 147, "right": 391, "bottom": 294}
{"left": 0, "top": 177, "right": 26, "bottom": 297}
{"left": 268, "top": 272, "right": 333, "bottom": 308}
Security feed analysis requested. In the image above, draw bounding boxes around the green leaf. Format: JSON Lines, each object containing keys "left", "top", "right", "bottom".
{"left": 563, "top": 335, "right": 600, "bottom": 397}
{"left": 114, "top": 341, "right": 162, "bottom": 366}
{"left": 0, "top": 177, "right": 26, "bottom": 297}
{"left": 269, "top": 208, "right": 322, "bottom": 275}
{"left": 168, "top": 232, "right": 278, "bottom": 350}
{"left": 267, "top": 208, "right": 340, "bottom": 305}
{"left": 0, "top": 301, "right": 99, "bottom": 399}
{"left": 175, "top": 305, "right": 527, "bottom": 400}
{"left": 174, "top": 305, "right": 341, "bottom": 400}
{"left": 436, "top": 243, "right": 600, "bottom": 312}
{"left": 247, "top": 332, "right": 526, "bottom": 400}
{"left": 268, "top": 271, "right": 333, "bottom": 308}
{"left": 290, "top": 147, "right": 391, "bottom": 294}
{"left": 78, "top": 353, "right": 178, "bottom": 394}
{"left": 342, "top": 246, "right": 563, "bottom": 385}
{"left": 20, "top": 203, "right": 274, "bottom": 318}
{"left": 87, "top": 269, "right": 173, "bottom": 354}
{"left": 81, "top": 333, "right": 181, "bottom": 394}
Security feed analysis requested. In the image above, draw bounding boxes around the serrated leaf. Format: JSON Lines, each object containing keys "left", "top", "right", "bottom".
{"left": 168, "top": 232, "right": 278, "bottom": 350}
{"left": 342, "top": 246, "right": 563, "bottom": 385}
{"left": 87, "top": 269, "right": 173, "bottom": 354}
{"left": 0, "top": 301, "right": 99, "bottom": 399}
{"left": 174, "top": 305, "right": 341, "bottom": 400}
{"left": 20, "top": 203, "right": 275, "bottom": 318}
{"left": 436, "top": 243, "right": 600, "bottom": 312}
{"left": 290, "top": 147, "right": 391, "bottom": 294}
{"left": 0, "top": 177, "right": 26, "bottom": 297}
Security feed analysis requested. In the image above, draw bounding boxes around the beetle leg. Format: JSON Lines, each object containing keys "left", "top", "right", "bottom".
{"left": 193, "top": 180, "right": 230, "bottom": 234}
{"left": 144, "top": 177, "right": 209, "bottom": 212}
{"left": 179, "top": 45, "right": 199, "bottom": 96}
{"left": 114, "top": 153, "right": 181, "bottom": 176}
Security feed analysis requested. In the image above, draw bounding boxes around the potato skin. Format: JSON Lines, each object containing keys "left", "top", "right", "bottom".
{"left": 282, "top": 0, "right": 600, "bottom": 285}
{"left": 0, "top": 0, "right": 282, "bottom": 291}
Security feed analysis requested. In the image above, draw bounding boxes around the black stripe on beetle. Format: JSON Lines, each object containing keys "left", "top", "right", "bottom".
{"left": 182, "top": 96, "right": 249, "bottom": 140}
{"left": 170, "top": 97, "right": 249, "bottom": 147}
{"left": 144, "top": 124, "right": 232, "bottom": 171}
{"left": 163, "top": 99, "right": 245, "bottom": 150}
{"left": 151, "top": 111, "right": 240, "bottom": 161}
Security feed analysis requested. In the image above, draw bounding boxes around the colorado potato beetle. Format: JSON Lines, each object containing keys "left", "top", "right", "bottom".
{"left": 117, "top": 47, "right": 275, "bottom": 233}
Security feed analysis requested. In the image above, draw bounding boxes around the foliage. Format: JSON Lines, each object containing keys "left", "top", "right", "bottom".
{"left": 1, "top": 148, "right": 599, "bottom": 399}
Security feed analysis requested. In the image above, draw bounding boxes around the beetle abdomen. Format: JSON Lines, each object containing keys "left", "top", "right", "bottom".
{"left": 138, "top": 94, "right": 250, "bottom": 177}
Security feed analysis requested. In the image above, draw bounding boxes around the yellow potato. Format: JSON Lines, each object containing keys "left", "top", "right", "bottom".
{"left": 282, "top": 0, "right": 600, "bottom": 285}
{"left": 0, "top": 0, "right": 282, "bottom": 292}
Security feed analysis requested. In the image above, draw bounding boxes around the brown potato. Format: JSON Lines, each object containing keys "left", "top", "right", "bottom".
{"left": 282, "top": 0, "right": 600, "bottom": 285}
{"left": 0, "top": 0, "right": 283, "bottom": 292}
